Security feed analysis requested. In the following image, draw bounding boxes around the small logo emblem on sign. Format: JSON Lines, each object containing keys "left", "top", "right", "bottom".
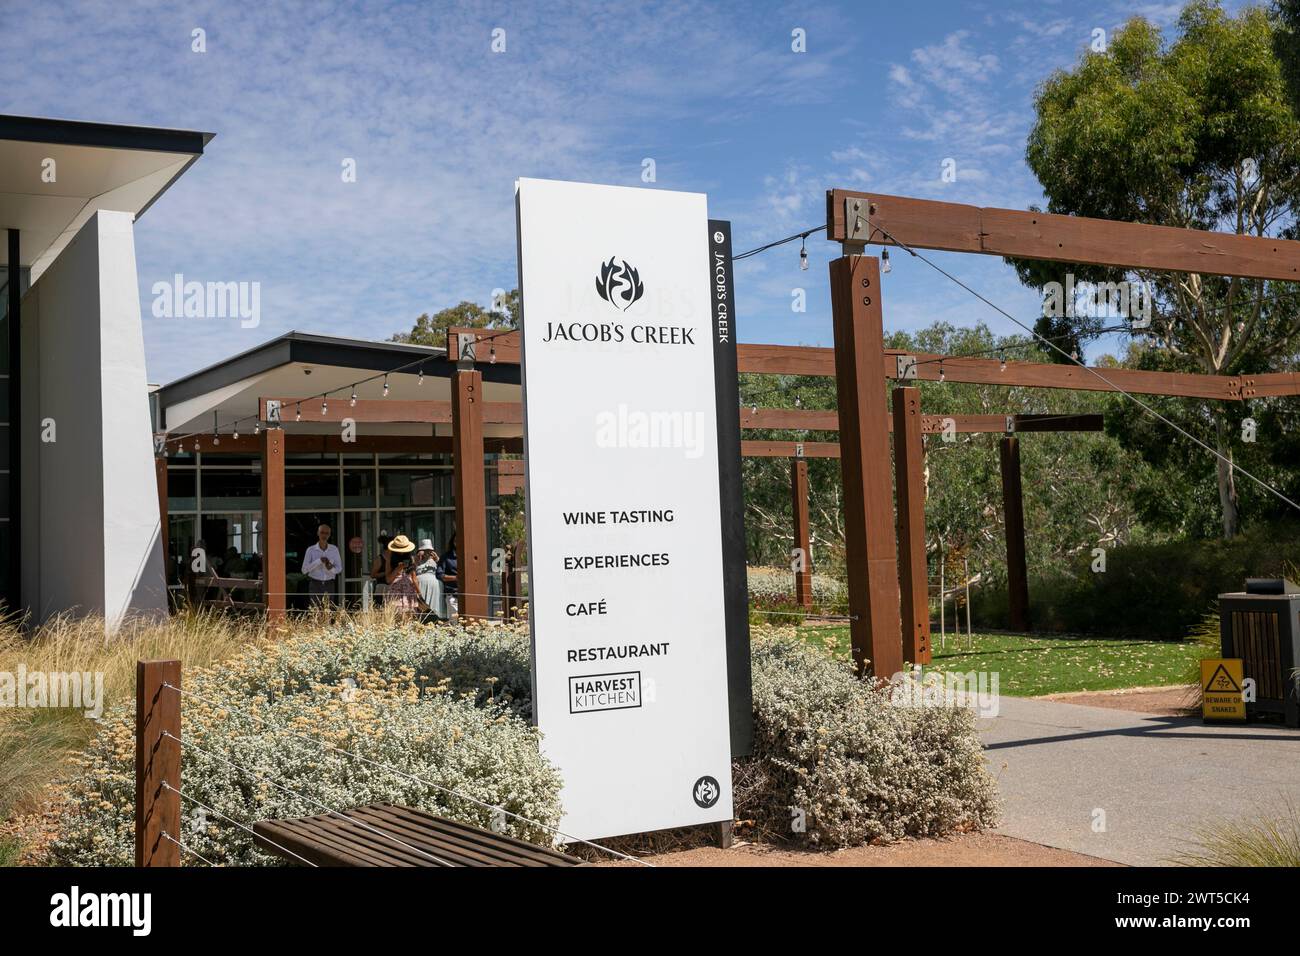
{"left": 596, "top": 257, "right": 645, "bottom": 311}
{"left": 692, "top": 775, "right": 720, "bottom": 809}
{"left": 713, "top": 230, "right": 725, "bottom": 244}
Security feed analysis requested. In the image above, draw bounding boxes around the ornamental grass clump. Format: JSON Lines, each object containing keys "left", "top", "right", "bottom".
{"left": 46, "top": 620, "right": 559, "bottom": 866}
{"left": 734, "top": 630, "right": 998, "bottom": 847}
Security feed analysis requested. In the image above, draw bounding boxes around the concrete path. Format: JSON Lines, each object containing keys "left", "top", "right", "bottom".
{"left": 978, "top": 696, "right": 1300, "bottom": 866}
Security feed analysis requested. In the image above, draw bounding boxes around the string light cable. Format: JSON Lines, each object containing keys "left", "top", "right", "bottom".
{"left": 862, "top": 221, "right": 1300, "bottom": 516}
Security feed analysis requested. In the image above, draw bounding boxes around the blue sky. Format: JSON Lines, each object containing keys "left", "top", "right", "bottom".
{"left": 2, "top": 0, "right": 1236, "bottom": 383}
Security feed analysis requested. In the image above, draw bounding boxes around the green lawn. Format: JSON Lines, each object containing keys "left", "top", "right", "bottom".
{"left": 795, "top": 626, "right": 1218, "bottom": 697}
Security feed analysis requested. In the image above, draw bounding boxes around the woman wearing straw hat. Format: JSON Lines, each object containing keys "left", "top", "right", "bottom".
{"left": 384, "top": 534, "right": 422, "bottom": 616}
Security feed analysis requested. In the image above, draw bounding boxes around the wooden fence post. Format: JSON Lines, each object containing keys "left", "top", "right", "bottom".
{"left": 136, "top": 659, "right": 181, "bottom": 867}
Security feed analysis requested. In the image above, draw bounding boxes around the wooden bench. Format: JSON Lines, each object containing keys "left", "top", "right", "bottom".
{"left": 252, "top": 803, "right": 585, "bottom": 867}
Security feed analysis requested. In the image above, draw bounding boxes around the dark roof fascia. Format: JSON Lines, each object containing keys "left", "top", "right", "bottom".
{"left": 0, "top": 114, "right": 213, "bottom": 155}
{"left": 156, "top": 332, "right": 517, "bottom": 427}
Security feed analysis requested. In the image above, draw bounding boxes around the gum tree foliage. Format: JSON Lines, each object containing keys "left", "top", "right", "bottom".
{"left": 1277, "top": 0, "right": 1300, "bottom": 114}
{"left": 391, "top": 289, "right": 519, "bottom": 345}
{"left": 1010, "top": 1, "right": 1300, "bottom": 538}
{"left": 738, "top": 323, "right": 1153, "bottom": 590}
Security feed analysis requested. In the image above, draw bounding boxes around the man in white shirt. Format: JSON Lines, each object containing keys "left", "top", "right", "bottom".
{"left": 302, "top": 523, "right": 342, "bottom": 607}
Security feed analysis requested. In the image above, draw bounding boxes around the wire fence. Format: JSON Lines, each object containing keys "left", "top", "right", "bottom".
{"left": 151, "top": 679, "right": 653, "bottom": 868}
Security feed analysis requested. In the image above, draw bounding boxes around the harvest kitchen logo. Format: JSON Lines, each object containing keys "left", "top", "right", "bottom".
{"left": 595, "top": 257, "right": 645, "bottom": 311}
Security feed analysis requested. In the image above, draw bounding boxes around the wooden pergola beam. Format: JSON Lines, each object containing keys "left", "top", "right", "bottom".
{"left": 258, "top": 398, "right": 521, "bottom": 425}
{"left": 827, "top": 189, "right": 1300, "bottom": 282}
{"left": 886, "top": 351, "right": 1242, "bottom": 400}
{"left": 163, "top": 434, "right": 524, "bottom": 455}
{"left": 441, "top": 328, "right": 1293, "bottom": 400}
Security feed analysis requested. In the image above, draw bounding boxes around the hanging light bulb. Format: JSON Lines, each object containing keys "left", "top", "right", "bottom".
{"left": 417, "top": 366, "right": 424, "bottom": 386}
{"left": 295, "top": 404, "right": 302, "bottom": 422}
{"left": 799, "top": 237, "right": 808, "bottom": 271}
{"left": 939, "top": 362, "right": 946, "bottom": 382}
{"left": 382, "top": 375, "right": 389, "bottom": 397}
{"left": 999, "top": 350, "right": 1006, "bottom": 372}
{"left": 322, "top": 396, "right": 328, "bottom": 415}
{"left": 193, "top": 437, "right": 200, "bottom": 452}
{"left": 254, "top": 421, "right": 261, "bottom": 436}
{"left": 233, "top": 426, "right": 239, "bottom": 440}
{"left": 490, "top": 344, "right": 497, "bottom": 364}
{"left": 881, "top": 248, "right": 892, "bottom": 274}
{"left": 350, "top": 388, "right": 357, "bottom": 407}
{"left": 1070, "top": 349, "right": 1079, "bottom": 363}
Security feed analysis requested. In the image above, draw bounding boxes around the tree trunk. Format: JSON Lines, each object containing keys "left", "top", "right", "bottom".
{"left": 1214, "top": 415, "right": 1240, "bottom": 539}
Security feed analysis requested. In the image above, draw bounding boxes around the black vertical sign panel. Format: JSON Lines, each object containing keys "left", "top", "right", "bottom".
{"left": 707, "top": 220, "right": 753, "bottom": 757}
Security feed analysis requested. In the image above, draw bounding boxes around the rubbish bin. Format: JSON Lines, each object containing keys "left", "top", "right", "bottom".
{"left": 1218, "top": 578, "right": 1300, "bottom": 727}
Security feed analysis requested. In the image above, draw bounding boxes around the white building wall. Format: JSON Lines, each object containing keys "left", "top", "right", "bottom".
{"left": 20, "top": 210, "right": 167, "bottom": 629}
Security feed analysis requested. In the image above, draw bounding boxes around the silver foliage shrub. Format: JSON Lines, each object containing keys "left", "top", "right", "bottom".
{"left": 734, "top": 631, "right": 998, "bottom": 847}
{"left": 47, "top": 623, "right": 559, "bottom": 866}
{"left": 49, "top": 622, "right": 996, "bottom": 864}
{"left": 747, "top": 566, "right": 845, "bottom": 608}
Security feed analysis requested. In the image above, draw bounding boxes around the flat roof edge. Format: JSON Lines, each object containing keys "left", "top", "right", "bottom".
{"left": 0, "top": 114, "right": 212, "bottom": 154}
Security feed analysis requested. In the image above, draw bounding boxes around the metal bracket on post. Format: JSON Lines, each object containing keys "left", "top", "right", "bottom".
{"left": 265, "top": 399, "right": 281, "bottom": 425}
{"left": 842, "top": 196, "right": 871, "bottom": 256}
{"left": 1005, "top": 415, "right": 1016, "bottom": 434}
{"left": 896, "top": 354, "right": 917, "bottom": 380}
{"left": 795, "top": 442, "right": 805, "bottom": 459}
{"left": 458, "top": 333, "right": 477, "bottom": 368}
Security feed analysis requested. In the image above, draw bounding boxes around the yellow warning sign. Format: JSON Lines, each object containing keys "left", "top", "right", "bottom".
{"left": 1201, "top": 658, "right": 1246, "bottom": 722}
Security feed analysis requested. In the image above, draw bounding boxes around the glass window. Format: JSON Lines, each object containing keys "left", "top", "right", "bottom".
{"left": 378, "top": 452, "right": 451, "bottom": 466}
{"left": 199, "top": 454, "right": 261, "bottom": 469}
{"left": 287, "top": 452, "right": 337, "bottom": 465}
{"left": 200, "top": 513, "right": 263, "bottom": 580}
{"left": 168, "top": 470, "right": 197, "bottom": 512}
{"left": 285, "top": 470, "right": 339, "bottom": 510}
{"left": 379, "top": 469, "right": 452, "bottom": 509}
{"left": 380, "top": 511, "right": 455, "bottom": 556}
{"left": 166, "top": 515, "right": 197, "bottom": 587}
{"left": 342, "top": 468, "right": 376, "bottom": 508}
{"left": 201, "top": 471, "right": 262, "bottom": 511}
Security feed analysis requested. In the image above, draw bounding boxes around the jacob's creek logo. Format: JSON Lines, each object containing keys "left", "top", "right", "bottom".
{"left": 596, "top": 257, "right": 645, "bottom": 311}
{"left": 692, "top": 775, "right": 721, "bottom": 809}
{"left": 569, "top": 671, "right": 641, "bottom": 714}
{"left": 50, "top": 886, "right": 151, "bottom": 936}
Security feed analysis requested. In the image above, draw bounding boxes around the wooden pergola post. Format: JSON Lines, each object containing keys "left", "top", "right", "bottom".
{"left": 892, "top": 386, "right": 931, "bottom": 664}
{"left": 999, "top": 435, "right": 1030, "bottom": 632}
{"left": 135, "top": 659, "right": 181, "bottom": 867}
{"left": 452, "top": 368, "right": 487, "bottom": 621}
{"left": 790, "top": 457, "right": 813, "bottom": 611}
{"left": 828, "top": 254, "right": 903, "bottom": 678}
{"left": 261, "top": 426, "right": 285, "bottom": 623}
